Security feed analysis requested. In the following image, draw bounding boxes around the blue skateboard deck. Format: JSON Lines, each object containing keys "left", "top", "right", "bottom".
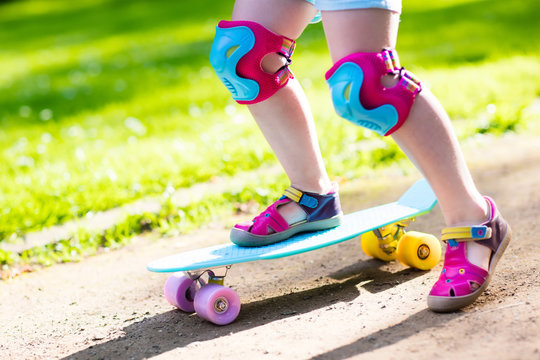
{"left": 147, "top": 179, "right": 437, "bottom": 273}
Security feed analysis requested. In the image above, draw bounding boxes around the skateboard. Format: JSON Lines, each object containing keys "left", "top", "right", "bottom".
{"left": 147, "top": 178, "right": 441, "bottom": 325}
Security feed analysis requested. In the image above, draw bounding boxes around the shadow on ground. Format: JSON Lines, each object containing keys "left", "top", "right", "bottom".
{"left": 309, "top": 309, "right": 461, "bottom": 360}
{"left": 63, "top": 259, "right": 452, "bottom": 360}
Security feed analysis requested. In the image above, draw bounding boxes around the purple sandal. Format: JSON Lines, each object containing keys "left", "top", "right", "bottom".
{"left": 230, "top": 183, "right": 343, "bottom": 247}
{"left": 428, "top": 197, "right": 512, "bottom": 312}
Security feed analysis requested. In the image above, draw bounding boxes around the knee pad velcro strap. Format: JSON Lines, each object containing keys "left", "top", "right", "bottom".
{"left": 209, "top": 20, "right": 296, "bottom": 104}
{"left": 325, "top": 49, "right": 422, "bottom": 136}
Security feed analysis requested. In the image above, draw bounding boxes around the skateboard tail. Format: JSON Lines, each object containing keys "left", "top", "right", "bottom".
{"left": 397, "top": 178, "right": 437, "bottom": 211}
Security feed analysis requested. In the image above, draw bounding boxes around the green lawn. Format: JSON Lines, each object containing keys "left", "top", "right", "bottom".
{"left": 1, "top": 0, "right": 539, "bottom": 252}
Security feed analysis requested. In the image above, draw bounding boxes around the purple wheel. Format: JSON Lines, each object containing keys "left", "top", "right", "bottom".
{"left": 194, "top": 284, "right": 241, "bottom": 325}
{"left": 163, "top": 274, "right": 202, "bottom": 313}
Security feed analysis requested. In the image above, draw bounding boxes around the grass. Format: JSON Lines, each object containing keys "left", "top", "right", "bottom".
{"left": 1, "top": 0, "right": 539, "bottom": 267}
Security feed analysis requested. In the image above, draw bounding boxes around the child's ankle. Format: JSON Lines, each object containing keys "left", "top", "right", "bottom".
{"left": 290, "top": 180, "right": 335, "bottom": 196}
{"left": 446, "top": 196, "right": 490, "bottom": 227}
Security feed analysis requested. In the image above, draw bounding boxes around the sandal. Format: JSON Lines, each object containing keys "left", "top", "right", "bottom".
{"left": 428, "top": 196, "right": 512, "bottom": 312}
{"left": 231, "top": 183, "right": 343, "bottom": 247}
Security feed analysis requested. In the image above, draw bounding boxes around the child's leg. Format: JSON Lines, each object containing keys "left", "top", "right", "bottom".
{"left": 232, "top": 0, "right": 331, "bottom": 197}
{"left": 212, "top": 0, "right": 342, "bottom": 245}
{"left": 322, "top": 8, "right": 489, "bottom": 266}
{"left": 322, "top": 8, "right": 510, "bottom": 311}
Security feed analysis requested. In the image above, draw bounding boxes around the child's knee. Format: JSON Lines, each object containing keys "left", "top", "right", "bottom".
{"left": 209, "top": 20, "right": 296, "bottom": 105}
{"left": 261, "top": 53, "right": 289, "bottom": 74}
{"left": 325, "top": 48, "right": 422, "bottom": 136}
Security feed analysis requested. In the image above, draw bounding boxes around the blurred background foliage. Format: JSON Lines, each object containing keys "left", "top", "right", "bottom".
{"left": 0, "top": 0, "right": 539, "bottom": 248}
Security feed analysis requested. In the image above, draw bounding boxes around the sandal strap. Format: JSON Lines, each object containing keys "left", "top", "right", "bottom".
{"left": 283, "top": 186, "right": 318, "bottom": 209}
{"left": 441, "top": 225, "right": 492, "bottom": 242}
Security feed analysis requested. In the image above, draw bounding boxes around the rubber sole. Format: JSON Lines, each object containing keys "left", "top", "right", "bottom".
{"left": 427, "top": 226, "right": 512, "bottom": 312}
{"left": 230, "top": 214, "right": 343, "bottom": 247}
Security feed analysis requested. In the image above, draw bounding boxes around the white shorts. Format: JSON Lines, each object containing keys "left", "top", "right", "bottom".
{"left": 305, "top": 0, "right": 401, "bottom": 14}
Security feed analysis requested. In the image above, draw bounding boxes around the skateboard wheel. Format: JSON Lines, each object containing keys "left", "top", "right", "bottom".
{"left": 164, "top": 274, "right": 202, "bottom": 313}
{"left": 361, "top": 224, "right": 399, "bottom": 261}
{"left": 194, "top": 284, "right": 241, "bottom": 325}
{"left": 396, "top": 231, "right": 441, "bottom": 270}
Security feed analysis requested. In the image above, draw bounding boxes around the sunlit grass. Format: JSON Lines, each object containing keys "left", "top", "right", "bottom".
{"left": 0, "top": 0, "right": 539, "bottom": 243}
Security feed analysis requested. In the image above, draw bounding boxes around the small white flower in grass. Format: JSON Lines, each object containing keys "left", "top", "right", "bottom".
{"left": 163, "top": 184, "right": 175, "bottom": 198}
{"left": 188, "top": 104, "right": 202, "bottom": 118}
{"left": 256, "top": 188, "right": 269, "bottom": 197}
{"left": 40, "top": 109, "right": 53, "bottom": 121}
{"left": 41, "top": 133, "right": 53, "bottom": 143}
{"left": 19, "top": 105, "right": 31, "bottom": 118}
{"left": 16, "top": 156, "right": 35, "bottom": 168}
{"left": 132, "top": 183, "right": 142, "bottom": 193}
{"left": 106, "top": 169, "right": 118, "bottom": 182}
{"left": 13, "top": 137, "right": 28, "bottom": 151}
{"left": 75, "top": 148, "right": 86, "bottom": 162}
{"left": 224, "top": 104, "right": 236, "bottom": 116}
{"left": 37, "top": 144, "right": 47, "bottom": 154}
{"left": 124, "top": 117, "right": 147, "bottom": 136}
{"left": 67, "top": 125, "right": 83, "bottom": 137}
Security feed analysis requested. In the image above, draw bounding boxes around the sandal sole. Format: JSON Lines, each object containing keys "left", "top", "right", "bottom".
{"left": 230, "top": 214, "right": 343, "bottom": 247}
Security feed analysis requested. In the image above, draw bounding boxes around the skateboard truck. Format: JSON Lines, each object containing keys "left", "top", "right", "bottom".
{"left": 186, "top": 265, "right": 232, "bottom": 286}
{"left": 372, "top": 219, "right": 412, "bottom": 255}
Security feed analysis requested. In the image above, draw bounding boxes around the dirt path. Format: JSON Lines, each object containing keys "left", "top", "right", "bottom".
{"left": 1, "top": 134, "right": 539, "bottom": 360}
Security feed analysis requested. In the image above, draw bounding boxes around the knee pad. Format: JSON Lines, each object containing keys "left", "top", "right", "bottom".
{"left": 325, "top": 49, "right": 422, "bottom": 136}
{"left": 209, "top": 20, "right": 296, "bottom": 104}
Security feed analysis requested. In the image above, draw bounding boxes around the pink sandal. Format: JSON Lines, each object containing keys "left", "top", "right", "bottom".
{"left": 428, "top": 197, "right": 512, "bottom": 312}
{"left": 230, "top": 183, "right": 343, "bottom": 247}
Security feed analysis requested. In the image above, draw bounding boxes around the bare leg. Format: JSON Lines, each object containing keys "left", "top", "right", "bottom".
{"left": 322, "top": 9, "right": 491, "bottom": 270}
{"left": 231, "top": 0, "right": 330, "bottom": 224}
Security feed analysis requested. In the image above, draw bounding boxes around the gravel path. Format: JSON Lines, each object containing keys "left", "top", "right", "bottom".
{"left": 2, "top": 134, "right": 539, "bottom": 360}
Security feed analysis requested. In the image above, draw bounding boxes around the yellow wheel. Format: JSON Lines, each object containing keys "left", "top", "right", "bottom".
{"left": 360, "top": 224, "right": 400, "bottom": 262}
{"left": 396, "top": 231, "right": 441, "bottom": 270}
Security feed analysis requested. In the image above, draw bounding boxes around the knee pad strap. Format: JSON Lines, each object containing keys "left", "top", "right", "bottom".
{"left": 325, "top": 49, "right": 422, "bottom": 136}
{"left": 209, "top": 20, "right": 296, "bottom": 104}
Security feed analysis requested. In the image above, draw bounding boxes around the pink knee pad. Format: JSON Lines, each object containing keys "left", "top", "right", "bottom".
{"left": 209, "top": 20, "right": 296, "bottom": 104}
{"left": 325, "top": 49, "right": 422, "bottom": 136}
